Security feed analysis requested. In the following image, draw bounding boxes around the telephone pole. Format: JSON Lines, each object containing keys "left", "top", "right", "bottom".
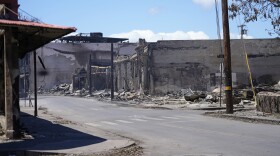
{"left": 33, "top": 50, "right": 38, "bottom": 117}
{"left": 111, "top": 43, "right": 114, "bottom": 100}
{"left": 221, "top": 0, "right": 233, "bottom": 114}
{"left": 238, "top": 24, "right": 247, "bottom": 39}
{"left": 89, "top": 54, "right": 92, "bottom": 95}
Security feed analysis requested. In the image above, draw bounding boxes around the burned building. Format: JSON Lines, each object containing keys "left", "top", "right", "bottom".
{"left": 21, "top": 33, "right": 137, "bottom": 94}
{"left": 0, "top": 0, "right": 76, "bottom": 138}
{"left": 115, "top": 39, "right": 280, "bottom": 95}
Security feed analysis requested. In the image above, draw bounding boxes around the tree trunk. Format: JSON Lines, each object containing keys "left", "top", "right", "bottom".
{"left": 256, "top": 92, "right": 280, "bottom": 113}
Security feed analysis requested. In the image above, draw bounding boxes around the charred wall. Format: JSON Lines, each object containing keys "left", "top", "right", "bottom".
{"left": 114, "top": 39, "right": 280, "bottom": 95}
{"left": 27, "top": 42, "right": 137, "bottom": 91}
{"left": 149, "top": 39, "right": 280, "bottom": 94}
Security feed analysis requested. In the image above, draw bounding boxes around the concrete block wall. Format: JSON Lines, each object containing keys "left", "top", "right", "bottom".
{"left": 150, "top": 39, "right": 280, "bottom": 94}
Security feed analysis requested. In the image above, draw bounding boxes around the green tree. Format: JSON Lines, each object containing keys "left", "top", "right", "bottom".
{"left": 229, "top": 0, "right": 280, "bottom": 36}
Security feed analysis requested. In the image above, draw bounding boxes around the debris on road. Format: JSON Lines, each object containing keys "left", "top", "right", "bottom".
{"left": 36, "top": 80, "right": 280, "bottom": 113}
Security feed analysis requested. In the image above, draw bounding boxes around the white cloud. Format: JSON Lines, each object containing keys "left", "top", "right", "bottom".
{"left": 192, "top": 0, "right": 219, "bottom": 8}
{"left": 148, "top": 7, "right": 160, "bottom": 15}
{"left": 230, "top": 33, "right": 254, "bottom": 39}
{"left": 110, "top": 30, "right": 210, "bottom": 42}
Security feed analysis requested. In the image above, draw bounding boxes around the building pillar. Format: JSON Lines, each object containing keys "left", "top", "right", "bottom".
{"left": 4, "top": 28, "right": 20, "bottom": 139}
{"left": 0, "top": 35, "right": 4, "bottom": 115}
{"left": 117, "top": 63, "right": 121, "bottom": 91}
{"left": 124, "top": 62, "right": 128, "bottom": 90}
{"left": 142, "top": 52, "right": 148, "bottom": 94}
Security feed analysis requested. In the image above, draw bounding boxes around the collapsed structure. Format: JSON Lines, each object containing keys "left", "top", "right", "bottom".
{"left": 115, "top": 39, "right": 280, "bottom": 95}
{"left": 24, "top": 37, "right": 279, "bottom": 97}
{"left": 20, "top": 33, "right": 132, "bottom": 95}
{"left": 18, "top": 34, "right": 280, "bottom": 115}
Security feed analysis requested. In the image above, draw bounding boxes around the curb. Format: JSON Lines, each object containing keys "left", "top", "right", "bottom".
{"left": 0, "top": 106, "right": 137, "bottom": 156}
{"left": 0, "top": 151, "right": 65, "bottom": 156}
{"left": 204, "top": 112, "right": 280, "bottom": 125}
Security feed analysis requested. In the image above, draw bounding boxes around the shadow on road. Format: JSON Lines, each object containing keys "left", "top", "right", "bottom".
{"left": 0, "top": 112, "right": 106, "bottom": 155}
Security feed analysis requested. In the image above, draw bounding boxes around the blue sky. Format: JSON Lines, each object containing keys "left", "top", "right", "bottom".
{"left": 19, "top": 0, "right": 276, "bottom": 42}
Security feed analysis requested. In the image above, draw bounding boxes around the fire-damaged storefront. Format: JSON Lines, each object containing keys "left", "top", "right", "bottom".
{"left": 0, "top": 0, "right": 76, "bottom": 138}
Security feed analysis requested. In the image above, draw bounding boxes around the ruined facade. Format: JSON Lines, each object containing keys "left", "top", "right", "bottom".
{"left": 0, "top": 0, "right": 76, "bottom": 138}
{"left": 115, "top": 39, "right": 280, "bottom": 95}
{"left": 22, "top": 42, "right": 137, "bottom": 93}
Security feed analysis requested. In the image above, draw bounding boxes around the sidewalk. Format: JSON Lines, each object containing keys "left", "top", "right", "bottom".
{"left": 139, "top": 102, "right": 280, "bottom": 125}
{"left": 0, "top": 106, "right": 134, "bottom": 156}
{"left": 204, "top": 109, "right": 280, "bottom": 125}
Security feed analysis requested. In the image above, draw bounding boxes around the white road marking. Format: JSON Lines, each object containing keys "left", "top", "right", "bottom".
{"left": 116, "top": 120, "right": 133, "bottom": 124}
{"left": 161, "top": 116, "right": 180, "bottom": 120}
{"left": 142, "top": 116, "right": 165, "bottom": 121}
{"left": 173, "top": 115, "right": 204, "bottom": 121}
{"left": 101, "top": 121, "right": 119, "bottom": 125}
{"left": 130, "top": 118, "right": 147, "bottom": 122}
{"left": 85, "top": 122, "right": 101, "bottom": 127}
{"left": 174, "top": 115, "right": 197, "bottom": 118}
{"left": 90, "top": 108, "right": 101, "bottom": 111}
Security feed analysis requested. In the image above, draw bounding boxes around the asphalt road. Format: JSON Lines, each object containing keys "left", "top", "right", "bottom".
{"left": 32, "top": 96, "right": 280, "bottom": 156}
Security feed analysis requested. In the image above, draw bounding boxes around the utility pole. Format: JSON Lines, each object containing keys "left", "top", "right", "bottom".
{"left": 24, "top": 57, "right": 27, "bottom": 107}
{"left": 33, "top": 50, "right": 38, "bottom": 117}
{"left": 238, "top": 24, "right": 247, "bottom": 39}
{"left": 110, "top": 43, "right": 114, "bottom": 100}
{"left": 221, "top": 0, "right": 233, "bottom": 114}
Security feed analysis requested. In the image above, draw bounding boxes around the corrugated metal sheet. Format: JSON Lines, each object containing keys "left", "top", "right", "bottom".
{"left": 0, "top": 19, "right": 76, "bottom": 56}
{"left": 0, "top": 19, "right": 76, "bottom": 31}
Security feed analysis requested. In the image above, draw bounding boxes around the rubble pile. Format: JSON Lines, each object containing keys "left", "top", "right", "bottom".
{"left": 72, "top": 88, "right": 88, "bottom": 96}
{"left": 113, "top": 88, "right": 221, "bottom": 106}
{"left": 52, "top": 83, "right": 71, "bottom": 94}
{"left": 38, "top": 83, "right": 72, "bottom": 95}
{"left": 183, "top": 88, "right": 218, "bottom": 103}
{"left": 274, "top": 81, "right": 280, "bottom": 91}
{"left": 38, "top": 81, "right": 280, "bottom": 111}
{"left": 115, "top": 90, "right": 154, "bottom": 104}
{"left": 92, "top": 90, "right": 111, "bottom": 98}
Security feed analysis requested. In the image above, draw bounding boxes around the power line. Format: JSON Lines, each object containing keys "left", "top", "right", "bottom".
{"left": 18, "top": 8, "right": 43, "bottom": 23}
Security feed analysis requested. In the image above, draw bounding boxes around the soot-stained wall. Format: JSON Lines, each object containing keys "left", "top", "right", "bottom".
{"left": 150, "top": 39, "right": 280, "bottom": 94}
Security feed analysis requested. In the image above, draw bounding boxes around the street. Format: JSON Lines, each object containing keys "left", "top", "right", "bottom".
{"left": 33, "top": 96, "right": 280, "bottom": 156}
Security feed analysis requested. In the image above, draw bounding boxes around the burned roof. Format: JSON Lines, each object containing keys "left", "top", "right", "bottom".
{"left": 60, "top": 32, "right": 128, "bottom": 43}
{"left": 0, "top": 19, "right": 76, "bottom": 57}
